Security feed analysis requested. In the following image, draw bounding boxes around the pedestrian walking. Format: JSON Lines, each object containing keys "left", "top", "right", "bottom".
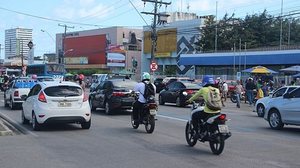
{"left": 235, "top": 80, "right": 243, "bottom": 108}
{"left": 222, "top": 81, "right": 228, "bottom": 102}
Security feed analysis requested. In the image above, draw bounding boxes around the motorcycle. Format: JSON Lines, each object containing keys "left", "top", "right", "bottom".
{"left": 230, "top": 91, "right": 245, "bottom": 103}
{"left": 131, "top": 94, "right": 157, "bottom": 134}
{"left": 185, "top": 101, "right": 231, "bottom": 155}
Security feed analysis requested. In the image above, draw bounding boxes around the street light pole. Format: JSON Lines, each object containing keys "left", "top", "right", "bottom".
{"left": 41, "top": 29, "right": 55, "bottom": 43}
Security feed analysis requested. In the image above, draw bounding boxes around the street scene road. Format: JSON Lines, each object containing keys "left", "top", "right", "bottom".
{"left": 1, "top": 91, "right": 300, "bottom": 168}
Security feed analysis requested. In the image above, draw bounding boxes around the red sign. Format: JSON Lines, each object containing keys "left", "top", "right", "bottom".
{"left": 150, "top": 62, "right": 158, "bottom": 71}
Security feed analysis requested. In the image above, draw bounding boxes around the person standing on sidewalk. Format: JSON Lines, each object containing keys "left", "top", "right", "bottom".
{"left": 235, "top": 80, "right": 244, "bottom": 108}
{"left": 245, "top": 77, "right": 256, "bottom": 106}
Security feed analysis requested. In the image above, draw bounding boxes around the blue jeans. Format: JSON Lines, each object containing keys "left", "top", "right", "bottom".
{"left": 246, "top": 90, "right": 254, "bottom": 105}
{"left": 236, "top": 93, "right": 241, "bottom": 107}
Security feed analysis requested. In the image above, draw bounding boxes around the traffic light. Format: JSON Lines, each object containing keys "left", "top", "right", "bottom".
{"left": 132, "top": 60, "right": 138, "bottom": 68}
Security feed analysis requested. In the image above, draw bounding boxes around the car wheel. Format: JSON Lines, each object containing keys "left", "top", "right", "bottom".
{"left": 268, "top": 109, "right": 284, "bottom": 130}
{"left": 81, "top": 119, "right": 91, "bottom": 129}
{"left": 21, "top": 109, "right": 29, "bottom": 124}
{"left": 256, "top": 104, "right": 265, "bottom": 117}
{"left": 105, "top": 102, "right": 111, "bottom": 115}
{"left": 10, "top": 98, "right": 16, "bottom": 110}
{"left": 159, "top": 95, "right": 165, "bottom": 105}
{"left": 176, "top": 97, "right": 183, "bottom": 107}
{"left": 4, "top": 95, "right": 9, "bottom": 107}
{"left": 89, "top": 98, "right": 96, "bottom": 111}
{"left": 32, "top": 112, "right": 42, "bottom": 131}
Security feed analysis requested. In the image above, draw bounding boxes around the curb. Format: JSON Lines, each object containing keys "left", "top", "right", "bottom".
{"left": 0, "top": 112, "right": 28, "bottom": 135}
{"left": 0, "top": 120, "right": 14, "bottom": 136}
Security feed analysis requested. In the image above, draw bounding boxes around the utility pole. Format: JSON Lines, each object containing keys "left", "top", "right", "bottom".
{"left": 279, "top": 0, "right": 283, "bottom": 50}
{"left": 58, "top": 24, "right": 74, "bottom": 64}
{"left": 215, "top": 1, "right": 218, "bottom": 52}
{"left": 141, "top": 0, "right": 171, "bottom": 62}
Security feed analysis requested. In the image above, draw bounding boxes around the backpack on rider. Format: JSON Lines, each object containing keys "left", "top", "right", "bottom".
{"left": 206, "top": 87, "right": 222, "bottom": 111}
{"left": 142, "top": 81, "right": 155, "bottom": 103}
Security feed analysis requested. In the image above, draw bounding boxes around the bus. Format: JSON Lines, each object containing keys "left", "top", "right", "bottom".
{"left": 26, "top": 63, "right": 66, "bottom": 80}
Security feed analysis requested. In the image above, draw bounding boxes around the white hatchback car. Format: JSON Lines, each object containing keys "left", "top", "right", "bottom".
{"left": 254, "top": 86, "right": 299, "bottom": 117}
{"left": 21, "top": 81, "right": 91, "bottom": 131}
{"left": 264, "top": 86, "right": 300, "bottom": 129}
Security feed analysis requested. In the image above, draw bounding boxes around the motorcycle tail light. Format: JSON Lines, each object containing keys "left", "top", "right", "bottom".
{"left": 148, "top": 103, "right": 157, "bottom": 109}
{"left": 14, "top": 91, "right": 19, "bottom": 97}
{"left": 38, "top": 91, "right": 47, "bottom": 103}
{"left": 219, "top": 114, "right": 226, "bottom": 120}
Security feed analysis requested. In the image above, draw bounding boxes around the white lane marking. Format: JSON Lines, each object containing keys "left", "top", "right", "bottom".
{"left": 157, "top": 114, "right": 188, "bottom": 122}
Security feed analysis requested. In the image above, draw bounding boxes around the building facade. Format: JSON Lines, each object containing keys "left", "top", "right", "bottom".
{"left": 5, "top": 28, "right": 33, "bottom": 60}
{"left": 56, "top": 26, "right": 142, "bottom": 78}
{"left": 142, "top": 12, "right": 205, "bottom": 77}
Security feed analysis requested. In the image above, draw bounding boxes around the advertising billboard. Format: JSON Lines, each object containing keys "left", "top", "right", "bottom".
{"left": 107, "top": 53, "right": 125, "bottom": 67}
{"left": 64, "top": 34, "right": 107, "bottom": 64}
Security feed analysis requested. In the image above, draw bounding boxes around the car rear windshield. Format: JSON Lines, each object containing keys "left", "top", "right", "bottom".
{"left": 44, "top": 86, "right": 82, "bottom": 97}
{"left": 184, "top": 83, "right": 201, "bottom": 89}
{"left": 112, "top": 80, "right": 137, "bottom": 89}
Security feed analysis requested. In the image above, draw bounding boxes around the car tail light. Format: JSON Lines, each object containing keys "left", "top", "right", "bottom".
{"left": 38, "top": 91, "right": 47, "bottom": 103}
{"left": 14, "top": 91, "right": 19, "bottom": 97}
{"left": 186, "top": 90, "right": 194, "bottom": 94}
{"left": 83, "top": 93, "right": 88, "bottom": 102}
{"left": 219, "top": 114, "right": 226, "bottom": 120}
{"left": 112, "top": 92, "right": 125, "bottom": 97}
{"left": 148, "top": 103, "right": 157, "bottom": 109}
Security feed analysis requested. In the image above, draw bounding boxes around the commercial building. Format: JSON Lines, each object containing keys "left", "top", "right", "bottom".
{"left": 141, "top": 12, "right": 205, "bottom": 77}
{"left": 141, "top": 12, "right": 300, "bottom": 79}
{"left": 56, "top": 26, "right": 142, "bottom": 78}
{"left": 5, "top": 28, "right": 33, "bottom": 60}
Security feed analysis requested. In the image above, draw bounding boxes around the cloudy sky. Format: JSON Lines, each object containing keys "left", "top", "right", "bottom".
{"left": 0, "top": 0, "right": 298, "bottom": 57}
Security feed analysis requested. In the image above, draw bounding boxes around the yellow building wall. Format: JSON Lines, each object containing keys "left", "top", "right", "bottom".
{"left": 143, "top": 28, "right": 177, "bottom": 57}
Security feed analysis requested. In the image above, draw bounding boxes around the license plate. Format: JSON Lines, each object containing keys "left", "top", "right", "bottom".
{"left": 58, "top": 102, "right": 72, "bottom": 107}
{"left": 218, "top": 125, "right": 229, "bottom": 133}
{"left": 150, "top": 109, "right": 157, "bottom": 115}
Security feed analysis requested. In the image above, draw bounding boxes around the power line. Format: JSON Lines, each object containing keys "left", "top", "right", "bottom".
{"left": 0, "top": 6, "right": 102, "bottom": 27}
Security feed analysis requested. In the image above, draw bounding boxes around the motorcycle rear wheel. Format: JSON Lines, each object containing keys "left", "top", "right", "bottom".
{"left": 145, "top": 115, "right": 155, "bottom": 133}
{"left": 131, "top": 113, "right": 139, "bottom": 129}
{"left": 209, "top": 137, "right": 225, "bottom": 155}
{"left": 230, "top": 94, "right": 237, "bottom": 103}
{"left": 185, "top": 122, "right": 197, "bottom": 147}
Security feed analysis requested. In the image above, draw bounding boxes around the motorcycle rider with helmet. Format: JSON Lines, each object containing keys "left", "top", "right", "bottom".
{"left": 132, "top": 72, "right": 156, "bottom": 124}
{"left": 186, "top": 75, "right": 221, "bottom": 138}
